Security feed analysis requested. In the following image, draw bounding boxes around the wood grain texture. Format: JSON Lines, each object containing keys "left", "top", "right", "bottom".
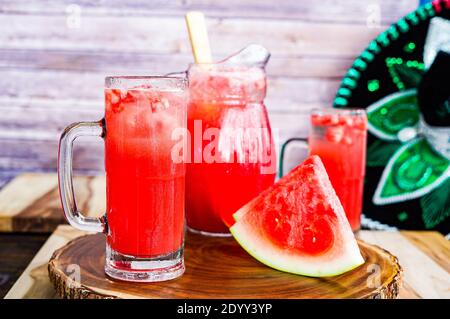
{"left": 0, "top": 171, "right": 19, "bottom": 188}
{"left": 0, "top": 173, "right": 105, "bottom": 233}
{"left": 47, "top": 232, "right": 401, "bottom": 299}
{"left": 0, "top": 0, "right": 416, "bottom": 24}
{"left": 0, "top": 49, "right": 355, "bottom": 78}
{"left": 0, "top": 14, "right": 381, "bottom": 57}
{"left": 0, "top": 174, "right": 58, "bottom": 232}
{"left": 357, "top": 231, "right": 450, "bottom": 299}
{"left": 6, "top": 226, "right": 450, "bottom": 299}
{"left": 0, "top": 140, "right": 103, "bottom": 172}
{"left": 0, "top": 233, "right": 48, "bottom": 298}
{"left": 4, "top": 226, "right": 84, "bottom": 299}
{"left": 402, "top": 232, "right": 450, "bottom": 274}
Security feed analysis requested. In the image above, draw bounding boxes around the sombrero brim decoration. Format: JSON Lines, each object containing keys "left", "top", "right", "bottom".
{"left": 333, "top": 0, "right": 450, "bottom": 234}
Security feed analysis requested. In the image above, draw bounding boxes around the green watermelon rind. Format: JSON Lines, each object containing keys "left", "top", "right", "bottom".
{"left": 233, "top": 203, "right": 252, "bottom": 222}
{"left": 230, "top": 222, "right": 365, "bottom": 278}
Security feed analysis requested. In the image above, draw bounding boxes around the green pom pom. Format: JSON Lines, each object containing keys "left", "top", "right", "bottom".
{"left": 387, "top": 26, "right": 400, "bottom": 40}
{"left": 334, "top": 97, "right": 348, "bottom": 106}
{"left": 342, "top": 78, "right": 357, "bottom": 89}
{"left": 406, "top": 12, "right": 420, "bottom": 25}
{"left": 397, "top": 18, "right": 409, "bottom": 32}
{"left": 368, "top": 40, "right": 381, "bottom": 54}
{"left": 353, "top": 58, "right": 368, "bottom": 71}
{"left": 347, "top": 68, "right": 360, "bottom": 79}
{"left": 361, "top": 51, "right": 375, "bottom": 62}
{"left": 338, "top": 87, "right": 352, "bottom": 97}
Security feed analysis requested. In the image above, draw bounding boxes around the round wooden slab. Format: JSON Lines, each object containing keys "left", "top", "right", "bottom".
{"left": 48, "top": 232, "right": 402, "bottom": 299}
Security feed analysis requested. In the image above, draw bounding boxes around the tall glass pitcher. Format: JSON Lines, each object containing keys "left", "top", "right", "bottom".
{"left": 185, "top": 46, "right": 276, "bottom": 236}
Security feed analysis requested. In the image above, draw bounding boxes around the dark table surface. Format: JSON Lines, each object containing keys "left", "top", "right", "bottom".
{"left": 0, "top": 233, "right": 48, "bottom": 298}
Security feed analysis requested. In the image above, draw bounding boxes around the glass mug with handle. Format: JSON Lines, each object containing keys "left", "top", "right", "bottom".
{"left": 280, "top": 109, "right": 368, "bottom": 231}
{"left": 58, "top": 76, "right": 188, "bottom": 282}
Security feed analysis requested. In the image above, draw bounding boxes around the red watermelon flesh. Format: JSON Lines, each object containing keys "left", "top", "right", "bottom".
{"left": 230, "top": 155, "right": 364, "bottom": 277}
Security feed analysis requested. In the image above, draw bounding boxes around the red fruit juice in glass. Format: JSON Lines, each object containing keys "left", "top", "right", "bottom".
{"left": 309, "top": 109, "right": 367, "bottom": 231}
{"left": 59, "top": 76, "right": 188, "bottom": 282}
{"left": 104, "top": 79, "right": 187, "bottom": 257}
{"left": 186, "top": 64, "right": 276, "bottom": 235}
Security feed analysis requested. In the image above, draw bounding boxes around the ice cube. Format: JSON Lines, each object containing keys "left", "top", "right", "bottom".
{"left": 161, "top": 97, "right": 170, "bottom": 109}
{"left": 110, "top": 90, "right": 121, "bottom": 105}
{"left": 151, "top": 102, "right": 162, "bottom": 112}
{"left": 120, "top": 89, "right": 128, "bottom": 100}
{"left": 325, "top": 126, "right": 344, "bottom": 143}
{"left": 221, "top": 44, "right": 271, "bottom": 67}
{"left": 344, "top": 117, "right": 354, "bottom": 127}
{"left": 344, "top": 136, "right": 353, "bottom": 145}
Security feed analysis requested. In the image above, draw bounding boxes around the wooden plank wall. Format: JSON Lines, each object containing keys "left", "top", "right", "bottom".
{"left": 0, "top": 0, "right": 417, "bottom": 183}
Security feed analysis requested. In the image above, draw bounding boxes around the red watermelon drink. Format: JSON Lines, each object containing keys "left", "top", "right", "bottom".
{"left": 309, "top": 109, "right": 367, "bottom": 231}
{"left": 104, "top": 77, "right": 187, "bottom": 277}
{"left": 58, "top": 76, "right": 188, "bottom": 282}
{"left": 186, "top": 61, "right": 276, "bottom": 235}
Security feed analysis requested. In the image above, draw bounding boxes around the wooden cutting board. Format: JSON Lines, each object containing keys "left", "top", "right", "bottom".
{"left": 4, "top": 226, "right": 450, "bottom": 299}
{"left": 0, "top": 173, "right": 105, "bottom": 233}
{"left": 47, "top": 233, "right": 401, "bottom": 299}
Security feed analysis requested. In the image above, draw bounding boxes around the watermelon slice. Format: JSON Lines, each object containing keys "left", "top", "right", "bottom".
{"left": 230, "top": 155, "right": 364, "bottom": 277}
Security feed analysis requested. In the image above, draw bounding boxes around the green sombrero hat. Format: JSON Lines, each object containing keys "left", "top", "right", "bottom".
{"left": 333, "top": 0, "right": 450, "bottom": 234}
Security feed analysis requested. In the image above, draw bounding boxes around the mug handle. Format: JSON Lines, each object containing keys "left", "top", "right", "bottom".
{"left": 58, "top": 120, "right": 107, "bottom": 233}
{"left": 279, "top": 137, "right": 309, "bottom": 177}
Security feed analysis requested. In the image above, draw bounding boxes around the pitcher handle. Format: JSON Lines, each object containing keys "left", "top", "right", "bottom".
{"left": 279, "top": 137, "right": 309, "bottom": 178}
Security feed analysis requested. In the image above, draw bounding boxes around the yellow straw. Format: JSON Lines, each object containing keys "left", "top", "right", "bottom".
{"left": 185, "top": 11, "right": 213, "bottom": 64}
